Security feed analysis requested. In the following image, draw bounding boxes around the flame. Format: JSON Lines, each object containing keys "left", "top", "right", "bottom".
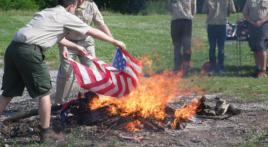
{"left": 124, "top": 120, "right": 142, "bottom": 132}
{"left": 89, "top": 57, "right": 202, "bottom": 130}
{"left": 172, "top": 98, "right": 201, "bottom": 129}
{"left": 90, "top": 71, "right": 184, "bottom": 119}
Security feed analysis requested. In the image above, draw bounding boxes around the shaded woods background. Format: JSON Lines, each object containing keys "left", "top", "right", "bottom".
{"left": 0, "top": 0, "right": 246, "bottom": 14}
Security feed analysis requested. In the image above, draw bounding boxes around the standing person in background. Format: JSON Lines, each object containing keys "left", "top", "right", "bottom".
{"left": 203, "top": 0, "right": 236, "bottom": 75}
{"left": 168, "top": 0, "right": 196, "bottom": 76}
{"left": 54, "top": 0, "right": 113, "bottom": 105}
{"left": 243, "top": 0, "right": 268, "bottom": 78}
{"left": 0, "top": 0, "right": 125, "bottom": 143}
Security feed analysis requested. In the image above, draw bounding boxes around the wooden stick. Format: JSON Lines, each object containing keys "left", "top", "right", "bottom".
{"left": 3, "top": 105, "right": 62, "bottom": 124}
{"left": 117, "top": 134, "right": 145, "bottom": 142}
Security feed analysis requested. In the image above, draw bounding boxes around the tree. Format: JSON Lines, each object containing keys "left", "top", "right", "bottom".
{"left": 35, "top": 0, "right": 57, "bottom": 9}
{"left": 0, "top": 0, "right": 38, "bottom": 10}
{"left": 234, "top": 0, "right": 246, "bottom": 12}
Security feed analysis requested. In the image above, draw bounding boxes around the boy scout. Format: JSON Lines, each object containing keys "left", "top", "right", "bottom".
{"left": 168, "top": 0, "right": 196, "bottom": 76}
{"left": 243, "top": 0, "right": 268, "bottom": 78}
{"left": 0, "top": 0, "right": 125, "bottom": 143}
{"left": 54, "top": 0, "right": 113, "bottom": 105}
{"left": 203, "top": 0, "right": 236, "bottom": 74}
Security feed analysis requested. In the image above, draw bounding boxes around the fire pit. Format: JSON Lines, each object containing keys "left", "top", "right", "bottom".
{"left": 58, "top": 91, "right": 201, "bottom": 132}
{"left": 0, "top": 71, "right": 244, "bottom": 146}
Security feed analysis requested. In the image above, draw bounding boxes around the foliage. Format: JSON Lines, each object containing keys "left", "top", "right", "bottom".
{"left": 0, "top": 0, "right": 38, "bottom": 10}
{"left": 140, "top": 0, "right": 168, "bottom": 15}
{"left": 109, "top": 0, "right": 146, "bottom": 14}
{"left": 234, "top": 0, "right": 246, "bottom": 11}
{"left": 95, "top": 0, "right": 145, "bottom": 14}
{"left": 0, "top": 0, "right": 247, "bottom": 14}
{"left": 35, "top": 0, "right": 58, "bottom": 9}
{"left": 196, "top": 0, "right": 205, "bottom": 13}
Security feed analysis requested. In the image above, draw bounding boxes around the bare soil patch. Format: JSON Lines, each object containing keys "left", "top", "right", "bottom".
{"left": 0, "top": 71, "right": 268, "bottom": 147}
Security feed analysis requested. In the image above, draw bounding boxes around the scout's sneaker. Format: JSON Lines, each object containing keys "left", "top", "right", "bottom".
{"left": 256, "top": 70, "right": 267, "bottom": 78}
{"left": 181, "top": 62, "right": 192, "bottom": 77}
{"left": 39, "top": 127, "right": 66, "bottom": 144}
{"left": 217, "top": 69, "right": 225, "bottom": 76}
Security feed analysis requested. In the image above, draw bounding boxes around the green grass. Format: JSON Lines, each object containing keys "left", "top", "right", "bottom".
{"left": 0, "top": 11, "right": 268, "bottom": 101}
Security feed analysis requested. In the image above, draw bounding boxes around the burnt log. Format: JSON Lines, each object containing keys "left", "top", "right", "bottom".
{"left": 141, "top": 118, "right": 165, "bottom": 132}
{"left": 3, "top": 105, "right": 61, "bottom": 124}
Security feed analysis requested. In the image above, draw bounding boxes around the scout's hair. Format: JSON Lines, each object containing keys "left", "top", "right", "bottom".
{"left": 58, "top": 0, "right": 78, "bottom": 8}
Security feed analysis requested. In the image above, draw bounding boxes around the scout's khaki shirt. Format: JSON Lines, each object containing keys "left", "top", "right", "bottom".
{"left": 67, "top": 0, "right": 104, "bottom": 41}
{"left": 168, "top": 0, "right": 197, "bottom": 20}
{"left": 203, "top": 0, "right": 236, "bottom": 25}
{"left": 243, "top": 0, "right": 268, "bottom": 22}
{"left": 13, "top": 5, "right": 91, "bottom": 49}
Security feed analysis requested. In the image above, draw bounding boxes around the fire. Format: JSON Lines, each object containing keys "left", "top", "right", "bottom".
{"left": 172, "top": 98, "right": 201, "bottom": 129}
{"left": 124, "top": 120, "right": 142, "bottom": 132}
{"left": 90, "top": 71, "right": 183, "bottom": 119}
{"left": 89, "top": 57, "right": 202, "bottom": 131}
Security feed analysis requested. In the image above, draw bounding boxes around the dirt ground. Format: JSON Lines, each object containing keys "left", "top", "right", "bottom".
{"left": 0, "top": 71, "right": 268, "bottom": 147}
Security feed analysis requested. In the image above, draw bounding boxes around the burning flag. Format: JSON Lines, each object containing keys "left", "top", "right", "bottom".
{"left": 69, "top": 48, "right": 142, "bottom": 98}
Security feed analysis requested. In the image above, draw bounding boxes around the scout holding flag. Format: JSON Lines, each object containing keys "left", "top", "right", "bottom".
{"left": 54, "top": 0, "right": 113, "bottom": 105}
{"left": 0, "top": 0, "right": 125, "bottom": 143}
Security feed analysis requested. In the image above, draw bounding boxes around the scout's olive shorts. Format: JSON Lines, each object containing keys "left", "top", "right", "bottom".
{"left": 1, "top": 41, "right": 51, "bottom": 98}
{"left": 248, "top": 22, "right": 268, "bottom": 52}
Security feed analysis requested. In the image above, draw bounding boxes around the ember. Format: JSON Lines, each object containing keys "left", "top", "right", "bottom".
{"left": 125, "top": 120, "right": 142, "bottom": 132}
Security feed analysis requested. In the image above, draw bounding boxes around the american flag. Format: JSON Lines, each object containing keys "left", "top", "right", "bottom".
{"left": 69, "top": 48, "right": 142, "bottom": 98}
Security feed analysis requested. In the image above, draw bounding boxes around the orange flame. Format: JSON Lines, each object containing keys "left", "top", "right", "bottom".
{"left": 172, "top": 98, "right": 201, "bottom": 129}
{"left": 89, "top": 57, "right": 202, "bottom": 130}
{"left": 124, "top": 120, "right": 142, "bottom": 132}
{"left": 90, "top": 71, "right": 183, "bottom": 119}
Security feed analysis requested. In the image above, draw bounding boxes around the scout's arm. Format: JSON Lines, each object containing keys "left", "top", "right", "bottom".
{"left": 91, "top": 2, "right": 113, "bottom": 37}
{"left": 59, "top": 38, "right": 88, "bottom": 58}
{"left": 242, "top": 0, "right": 256, "bottom": 26}
{"left": 256, "top": 15, "right": 268, "bottom": 27}
{"left": 191, "top": 0, "right": 197, "bottom": 15}
{"left": 97, "top": 23, "right": 112, "bottom": 37}
{"left": 229, "top": 0, "right": 236, "bottom": 13}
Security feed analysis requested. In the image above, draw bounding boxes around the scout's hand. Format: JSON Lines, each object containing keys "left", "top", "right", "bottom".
{"left": 256, "top": 20, "right": 264, "bottom": 27}
{"left": 62, "top": 47, "right": 69, "bottom": 59}
{"left": 113, "top": 40, "right": 126, "bottom": 50}
{"left": 76, "top": 45, "right": 89, "bottom": 56}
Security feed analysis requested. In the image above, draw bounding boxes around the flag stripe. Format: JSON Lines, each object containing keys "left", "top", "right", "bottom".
{"left": 70, "top": 48, "right": 141, "bottom": 97}
{"left": 111, "top": 74, "right": 123, "bottom": 97}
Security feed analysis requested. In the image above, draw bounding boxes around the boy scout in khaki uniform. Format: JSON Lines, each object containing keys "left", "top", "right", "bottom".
{"left": 0, "top": 0, "right": 125, "bottom": 143}
{"left": 243, "top": 0, "right": 268, "bottom": 78}
{"left": 168, "top": 0, "right": 196, "bottom": 76}
{"left": 54, "top": 0, "right": 112, "bottom": 104}
{"left": 203, "top": 0, "right": 236, "bottom": 74}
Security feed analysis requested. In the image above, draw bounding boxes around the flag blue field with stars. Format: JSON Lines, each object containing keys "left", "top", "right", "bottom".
{"left": 112, "top": 48, "right": 126, "bottom": 71}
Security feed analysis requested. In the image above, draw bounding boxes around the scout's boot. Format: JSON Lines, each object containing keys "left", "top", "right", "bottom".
{"left": 39, "top": 127, "right": 66, "bottom": 144}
